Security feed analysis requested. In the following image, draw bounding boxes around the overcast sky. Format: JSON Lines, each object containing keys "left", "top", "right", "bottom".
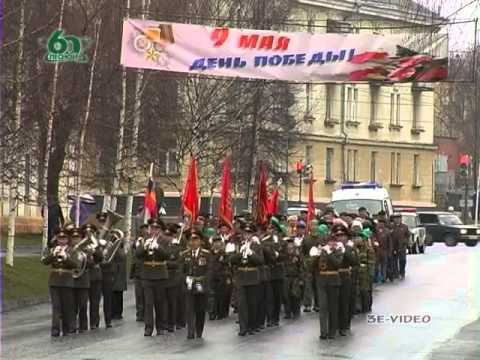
{"left": 439, "top": 0, "right": 478, "bottom": 51}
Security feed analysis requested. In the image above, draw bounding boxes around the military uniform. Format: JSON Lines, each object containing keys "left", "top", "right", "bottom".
{"left": 299, "top": 235, "right": 316, "bottom": 312}
{"left": 262, "top": 233, "right": 286, "bottom": 326}
{"left": 339, "top": 241, "right": 359, "bottom": 333}
{"left": 136, "top": 234, "right": 169, "bottom": 336}
{"left": 284, "top": 240, "right": 304, "bottom": 319}
{"left": 312, "top": 242, "right": 344, "bottom": 339}
{"left": 165, "top": 235, "right": 182, "bottom": 332}
{"left": 88, "top": 243, "right": 103, "bottom": 329}
{"left": 176, "top": 231, "right": 189, "bottom": 329}
{"left": 374, "top": 224, "right": 390, "bottom": 283}
{"left": 68, "top": 229, "right": 90, "bottom": 333}
{"left": 210, "top": 242, "right": 231, "bottom": 320}
{"left": 229, "top": 237, "right": 264, "bottom": 336}
{"left": 356, "top": 240, "right": 373, "bottom": 313}
{"left": 256, "top": 235, "right": 273, "bottom": 330}
{"left": 130, "top": 237, "right": 145, "bottom": 322}
{"left": 390, "top": 221, "right": 410, "bottom": 279}
{"left": 73, "top": 258, "right": 90, "bottom": 332}
{"left": 41, "top": 231, "right": 78, "bottom": 337}
{"left": 366, "top": 239, "right": 376, "bottom": 311}
{"left": 112, "top": 244, "right": 127, "bottom": 320}
{"left": 100, "top": 241, "right": 115, "bottom": 328}
{"left": 350, "top": 235, "right": 362, "bottom": 316}
{"left": 221, "top": 235, "right": 234, "bottom": 318}
{"left": 181, "top": 247, "right": 212, "bottom": 339}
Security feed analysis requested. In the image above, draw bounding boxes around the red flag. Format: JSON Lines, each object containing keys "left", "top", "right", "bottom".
{"left": 267, "top": 187, "right": 279, "bottom": 216}
{"left": 255, "top": 162, "right": 269, "bottom": 225}
{"left": 350, "top": 51, "right": 388, "bottom": 64}
{"left": 307, "top": 173, "right": 316, "bottom": 232}
{"left": 144, "top": 176, "right": 157, "bottom": 218}
{"left": 218, "top": 158, "right": 233, "bottom": 229}
{"left": 182, "top": 157, "right": 199, "bottom": 223}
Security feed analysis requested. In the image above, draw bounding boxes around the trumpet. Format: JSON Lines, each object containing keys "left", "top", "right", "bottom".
{"left": 240, "top": 239, "right": 252, "bottom": 260}
{"left": 53, "top": 245, "right": 68, "bottom": 262}
{"left": 144, "top": 229, "right": 163, "bottom": 256}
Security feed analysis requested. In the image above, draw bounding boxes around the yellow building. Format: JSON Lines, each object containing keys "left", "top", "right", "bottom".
{"left": 287, "top": 0, "right": 440, "bottom": 208}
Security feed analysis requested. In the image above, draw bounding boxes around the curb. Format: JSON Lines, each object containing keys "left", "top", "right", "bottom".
{"left": 2, "top": 296, "right": 50, "bottom": 313}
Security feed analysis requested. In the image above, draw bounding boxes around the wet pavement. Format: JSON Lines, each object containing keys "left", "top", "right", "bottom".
{"left": 2, "top": 244, "right": 480, "bottom": 360}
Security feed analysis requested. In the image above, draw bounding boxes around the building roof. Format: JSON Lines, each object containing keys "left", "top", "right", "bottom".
{"left": 297, "top": 0, "right": 445, "bottom": 25}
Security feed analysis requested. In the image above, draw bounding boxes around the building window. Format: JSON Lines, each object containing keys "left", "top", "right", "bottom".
{"left": 390, "top": 90, "right": 401, "bottom": 126}
{"left": 326, "top": 84, "right": 333, "bottom": 120}
{"left": 413, "top": 154, "right": 420, "bottom": 186}
{"left": 306, "top": 83, "right": 313, "bottom": 115}
{"left": 370, "top": 85, "right": 379, "bottom": 124}
{"left": 347, "top": 149, "right": 358, "bottom": 181}
{"left": 391, "top": 152, "right": 401, "bottom": 184}
{"left": 307, "top": 18, "right": 314, "bottom": 33}
{"left": 370, "top": 151, "right": 377, "bottom": 181}
{"left": 273, "top": 155, "right": 288, "bottom": 174}
{"left": 326, "top": 148, "right": 334, "bottom": 181}
{"left": 327, "top": 19, "right": 353, "bottom": 33}
{"left": 157, "top": 150, "right": 179, "bottom": 176}
{"left": 305, "top": 145, "right": 313, "bottom": 165}
{"left": 345, "top": 85, "right": 358, "bottom": 123}
{"left": 412, "top": 92, "right": 421, "bottom": 129}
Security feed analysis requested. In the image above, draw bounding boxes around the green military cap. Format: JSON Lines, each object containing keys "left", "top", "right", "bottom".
{"left": 361, "top": 228, "right": 372, "bottom": 240}
{"left": 203, "top": 227, "right": 216, "bottom": 237}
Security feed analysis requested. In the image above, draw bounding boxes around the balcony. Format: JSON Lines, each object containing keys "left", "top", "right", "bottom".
{"left": 303, "top": 113, "right": 315, "bottom": 124}
{"left": 389, "top": 124, "right": 403, "bottom": 131}
{"left": 324, "top": 117, "right": 339, "bottom": 127}
{"left": 368, "top": 122, "right": 384, "bottom": 132}
{"left": 411, "top": 126, "right": 425, "bottom": 135}
{"left": 412, "top": 82, "right": 434, "bottom": 92}
{"left": 345, "top": 120, "right": 360, "bottom": 127}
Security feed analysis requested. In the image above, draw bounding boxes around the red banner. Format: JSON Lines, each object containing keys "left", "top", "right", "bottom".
{"left": 218, "top": 158, "right": 233, "bottom": 228}
{"left": 255, "top": 162, "right": 269, "bottom": 225}
{"left": 267, "top": 188, "right": 279, "bottom": 216}
{"left": 144, "top": 177, "right": 157, "bottom": 218}
{"left": 182, "top": 157, "right": 199, "bottom": 223}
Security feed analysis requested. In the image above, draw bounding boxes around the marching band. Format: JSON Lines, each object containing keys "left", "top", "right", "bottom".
{"left": 42, "top": 208, "right": 410, "bottom": 341}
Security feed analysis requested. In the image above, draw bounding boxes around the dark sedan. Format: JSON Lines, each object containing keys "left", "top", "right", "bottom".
{"left": 418, "top": 212, "right": 480, "bottom": 247}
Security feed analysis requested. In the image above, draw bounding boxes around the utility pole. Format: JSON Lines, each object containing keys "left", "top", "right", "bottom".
{"left": 298, "top": 172, "right": 302, "bottom": 202}
{"left": 464, "top": 170, "right": 469, "bottom": 224}
{"left": 473, "top": 18, "right": 479, "bottom": 222}
{"left": 285, "top": 133, "right": 289, "bottom": 213}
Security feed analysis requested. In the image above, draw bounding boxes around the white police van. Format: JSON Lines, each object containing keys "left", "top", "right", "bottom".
{"left": 330, "top": 182, "right": 394, "bottom": 217}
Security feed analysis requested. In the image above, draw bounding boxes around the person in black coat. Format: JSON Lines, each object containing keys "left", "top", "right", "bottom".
{"left": 180, "top": 230, "right": 212, "bottom": 339}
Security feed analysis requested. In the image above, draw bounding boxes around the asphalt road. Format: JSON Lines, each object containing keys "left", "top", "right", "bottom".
{"left": 2, "top": 244, "right": 480, "bottom": 360}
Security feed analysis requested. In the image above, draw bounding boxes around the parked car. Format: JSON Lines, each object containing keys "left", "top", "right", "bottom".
{"left": 398, "top": 212, "right": 426, "bottom": 254}
{"left": 417, "top": 211, "right": 480, "bottom": 247}
{"left": 286, "top": 206, "right": 320, "bottom": 217}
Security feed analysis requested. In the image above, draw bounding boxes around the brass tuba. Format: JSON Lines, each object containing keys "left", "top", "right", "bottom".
{"left": 103, "top": 229, "right": 125, "bottom": 264}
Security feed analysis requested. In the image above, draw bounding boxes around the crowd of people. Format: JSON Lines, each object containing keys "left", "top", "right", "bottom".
{"left": 42, "top": 206, "right": 411, "bottom": 341}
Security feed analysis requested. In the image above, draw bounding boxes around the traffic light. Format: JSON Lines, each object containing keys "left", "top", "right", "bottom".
{"left": 459, "top": 154, "right": 470, "bottom": 177}
{"left": 296, "top": 160, "right": 305, "bottom": 174}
